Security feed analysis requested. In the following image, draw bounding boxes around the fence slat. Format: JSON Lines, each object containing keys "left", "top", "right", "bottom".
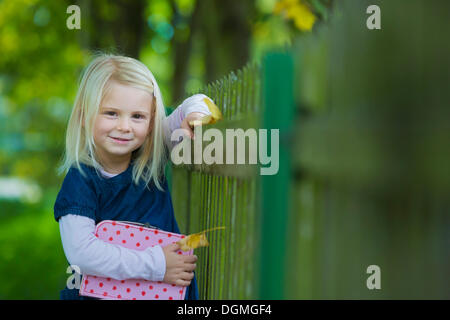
{"left": 172, "top": 62, "right": 262, "bottom": 299}
{"left": 259, "top": 52, "right": 294, "bottom": 299}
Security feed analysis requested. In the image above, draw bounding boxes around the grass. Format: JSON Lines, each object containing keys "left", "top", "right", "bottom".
{"left": 0, "top": 192, "right": 68, "bottom": 299}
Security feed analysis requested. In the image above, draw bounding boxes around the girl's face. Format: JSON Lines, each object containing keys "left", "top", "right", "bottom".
{"left": 93, "top": 80, "right": 153, "bottom": 171}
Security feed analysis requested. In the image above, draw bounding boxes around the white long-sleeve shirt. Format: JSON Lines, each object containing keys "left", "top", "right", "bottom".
{"left": 58, "top": 94, "right": 212, "bottom": 281}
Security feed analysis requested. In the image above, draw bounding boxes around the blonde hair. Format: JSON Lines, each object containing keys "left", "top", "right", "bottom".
{"left": 59, "top": 53, "right": 168, "bottom": 191}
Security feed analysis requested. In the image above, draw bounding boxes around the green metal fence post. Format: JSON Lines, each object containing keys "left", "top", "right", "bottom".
{"left": 259, "top": 52, "right": 295, "bottom": 299}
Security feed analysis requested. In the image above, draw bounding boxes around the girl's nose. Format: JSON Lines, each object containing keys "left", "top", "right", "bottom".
{"left": 117, "top": 117, "right": 131, "bottom": 132}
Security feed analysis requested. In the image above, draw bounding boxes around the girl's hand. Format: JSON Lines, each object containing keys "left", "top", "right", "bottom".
{"left": 162, "top": 243, "right": 197, "bottom": 287}
{"left": 180, "top": 112, "right": 209, "bottom": 139}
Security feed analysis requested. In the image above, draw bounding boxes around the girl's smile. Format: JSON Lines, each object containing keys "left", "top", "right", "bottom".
{"left": 109, "top": 136, "right": 132, "bottom": 144}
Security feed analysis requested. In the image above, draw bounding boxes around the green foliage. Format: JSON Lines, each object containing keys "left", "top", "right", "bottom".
{"left": 0, "top": 0, "right": 87, "bottom": 188}
{"left": 0, "top": 191, "right": 68, "bottom": 299}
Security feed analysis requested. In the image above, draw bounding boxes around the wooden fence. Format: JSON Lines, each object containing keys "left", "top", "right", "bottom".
{"left": 170, "top": 63, "right": 263, "bottom": 299}
{"left": 169, "top": 0, "right": 449, "bottom": 299}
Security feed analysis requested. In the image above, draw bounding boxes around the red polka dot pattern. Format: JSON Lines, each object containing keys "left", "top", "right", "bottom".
{"left": 79, "top": 220, "right": 192, "bottom": 300}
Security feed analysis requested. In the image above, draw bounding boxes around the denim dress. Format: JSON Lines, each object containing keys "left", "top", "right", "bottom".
{"left": 54, "top": 163, "right": 198, "bottom": 300}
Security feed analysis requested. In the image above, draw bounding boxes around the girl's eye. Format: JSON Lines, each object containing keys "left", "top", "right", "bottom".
{"left": 133, "top": 114, "right": 145, "bottom": 119}
{"left": 104, "top": 111, "right": 117, "bottom": 116}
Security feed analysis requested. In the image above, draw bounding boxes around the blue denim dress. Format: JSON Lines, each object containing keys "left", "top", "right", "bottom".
{"left": 54, "top": 163, "right": 198, "bottom": 300}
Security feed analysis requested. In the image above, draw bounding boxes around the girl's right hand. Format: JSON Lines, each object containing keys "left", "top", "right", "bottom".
{"left": 162, "top": 243, "right": 197, "bottom": 287}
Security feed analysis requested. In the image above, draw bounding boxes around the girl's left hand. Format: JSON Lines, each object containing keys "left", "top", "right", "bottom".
{"left": 180, "top": 112, "right": 209, "bottom": 139}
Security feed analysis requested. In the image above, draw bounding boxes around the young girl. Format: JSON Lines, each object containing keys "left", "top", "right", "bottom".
{"left": 54, "top": 54, "right": 214, "bottom": 300}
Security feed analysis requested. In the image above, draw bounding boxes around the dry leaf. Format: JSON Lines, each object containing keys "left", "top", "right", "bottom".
{"left": 190, "top": 115, "right": 212, "bottom": 126}
{"left": 189, "top": 98, "right": 223, "bottom": 126}
{"left": 178, "top": 233, "right": 209, "bottom": 251}
{"left": 177, "top": 226, "right": 225, "bottom": 251}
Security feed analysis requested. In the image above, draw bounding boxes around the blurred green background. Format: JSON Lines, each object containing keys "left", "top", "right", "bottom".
{"left": 0, "top": 0, "right": 320, "bottom": 299}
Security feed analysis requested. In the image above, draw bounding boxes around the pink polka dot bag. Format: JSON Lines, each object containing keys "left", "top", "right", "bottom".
{"left": 79, "top": 220, "right": 193, "bottom": 300}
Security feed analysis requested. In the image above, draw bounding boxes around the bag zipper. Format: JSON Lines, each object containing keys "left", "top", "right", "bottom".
{"left": 116, "top": 220, "right": 161, "bottom": 230}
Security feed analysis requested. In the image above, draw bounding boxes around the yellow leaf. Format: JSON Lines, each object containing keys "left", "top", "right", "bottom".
{"left": 273, "top": 0, "right": 316, "bottom": 32}
{"left": 203, "top": 98, "right": 223, "bottom": 123}
{"left": 190, "top": 115, "right": 213, "bottom": 126}
{"left": 292, "top": 2, "right": 316, "bottom": 31}
{"left": 178, "top": 233, "right": 209, "bottom": 251}
{"left": 189, "top": 98, "right": 223, "bottom": 126}
{"left": 177, "top": 226, "right": 225, "bottom": 251}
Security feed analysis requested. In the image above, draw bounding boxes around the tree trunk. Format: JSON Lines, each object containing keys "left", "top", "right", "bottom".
{"left": 200, "top": 0, "right": 254, "bottom": 83}
{"left": 170, "top": 0, "right": 202, "bottom": 103}
{"left": 170, "top": 0, "right": 255, "bottom": 101}
{"left": 76, "top": 0, "right": 146, "bottom": 59}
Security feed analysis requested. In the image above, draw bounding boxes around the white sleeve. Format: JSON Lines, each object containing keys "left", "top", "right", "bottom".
{"left": 59, "top": 214, "right": 166, "bottom": 281}
{"left": 163, "top": 94, "right": 213, "bottom": 151}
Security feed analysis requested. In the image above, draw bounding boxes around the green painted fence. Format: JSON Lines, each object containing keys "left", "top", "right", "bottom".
{"left": 169, "top": 54, "right": 301, "bottom": 299}
{"left": 286, "top": 0, "right": 450, "bottom": 299}
{"left": 170, "top": 0, "right": 449, "bottom": 300}
{"left": 170, "top": 63, "right": 263, "bottom": 299}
